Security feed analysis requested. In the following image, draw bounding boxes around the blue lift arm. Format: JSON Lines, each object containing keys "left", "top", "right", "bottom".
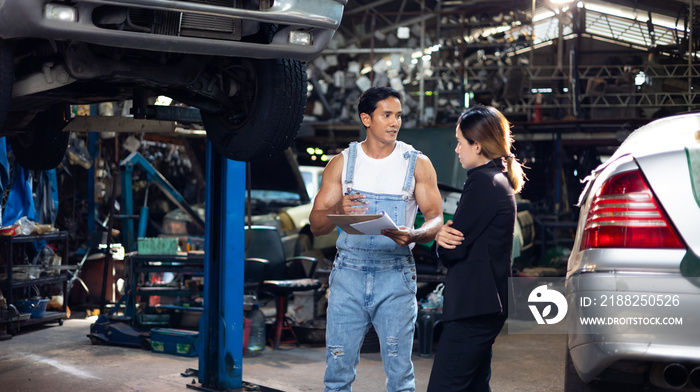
{"left": 120, "top": 151, "right": 205, "bottom": 252}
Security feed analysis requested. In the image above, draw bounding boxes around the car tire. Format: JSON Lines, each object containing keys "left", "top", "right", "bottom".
{"left": 202, "top": 57, "right": 307, "bottom": 162}
{"left": 9, "top": 105, "right": 71, "bottom": 171}
{"left": 0, "top": 39, "right": 11, "bottom": 130}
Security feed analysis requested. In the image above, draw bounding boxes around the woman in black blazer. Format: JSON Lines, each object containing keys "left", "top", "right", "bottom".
{"left": 427, "top": 106, "right": 526, "bottom": 392}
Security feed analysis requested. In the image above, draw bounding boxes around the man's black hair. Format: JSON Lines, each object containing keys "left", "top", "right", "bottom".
{"left": 357, "top": 86, "right": 401, "bottom": 120}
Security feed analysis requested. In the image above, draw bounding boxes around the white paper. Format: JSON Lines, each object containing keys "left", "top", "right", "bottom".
{"left": 348, "top": 210, "right": 400, "bottom": 235}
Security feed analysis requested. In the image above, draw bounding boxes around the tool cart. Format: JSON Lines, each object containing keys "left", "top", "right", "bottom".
{"left": 127, "top": 250, "right": 205, "bottom": 330}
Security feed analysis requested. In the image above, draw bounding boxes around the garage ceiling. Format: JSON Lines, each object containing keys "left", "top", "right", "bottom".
{"left": 302, "top": 0, "right": 700, "bottom": 130}
{"left": 335, "top": 0, "right": 697, "bottom": 54}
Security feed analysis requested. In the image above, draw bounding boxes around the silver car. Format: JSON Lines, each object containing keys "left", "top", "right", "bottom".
{"left": 0, "top": 0, "right": 345, "bottom": 169}
{"left": 565, "top": 112, "right": 700, "bottom": 390}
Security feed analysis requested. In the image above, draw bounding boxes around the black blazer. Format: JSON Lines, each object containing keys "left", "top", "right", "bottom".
{"left": 437, "top": 160, "right": 516, "bottom": 322}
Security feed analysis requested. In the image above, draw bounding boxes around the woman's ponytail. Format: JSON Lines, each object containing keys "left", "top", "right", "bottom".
{"left": 504, "top": 154, "right": 526, "bottom": 194}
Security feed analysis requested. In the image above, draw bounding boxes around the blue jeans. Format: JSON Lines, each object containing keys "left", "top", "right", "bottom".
{"left": 323, "top": 254, "right": 418, "bottom": 392}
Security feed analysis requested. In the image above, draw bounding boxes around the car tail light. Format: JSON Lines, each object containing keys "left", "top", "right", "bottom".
{"left": 581, "top": 170, "right": 684, "bottom": 250}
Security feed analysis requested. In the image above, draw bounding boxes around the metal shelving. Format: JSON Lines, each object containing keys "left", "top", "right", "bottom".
{"left": 0, "top": 231, "right": 70, "bottom": 338}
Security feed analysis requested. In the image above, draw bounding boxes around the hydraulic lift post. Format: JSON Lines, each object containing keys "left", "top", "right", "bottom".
{"left": 82, "top": 106, "right": 249, "bottom": 390}
{"left": 198, "top": 142, "right": 246, "bottom": 390}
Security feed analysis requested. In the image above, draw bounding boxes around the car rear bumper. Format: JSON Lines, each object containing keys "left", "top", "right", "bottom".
{"left": 567, "top": 271, "right": 700, "bottom": 382}
{"left": 0, "top": 0, "right": 346, "bottom": 61}
{"left": 570, "top": 340, "right": 700, "bottom": 383}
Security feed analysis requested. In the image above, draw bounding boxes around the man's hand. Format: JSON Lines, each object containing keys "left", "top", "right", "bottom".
{"left": 435, "top": 220, "right": 464, "bottom": 249}
{"left": 336, "top": 193, "right": 369, "bottom": 215}
{"left": 382, "top": 227, "right": 414, "bottom": 246}
{"left": 311, "top": 154, "right": 370, "bottom": 236}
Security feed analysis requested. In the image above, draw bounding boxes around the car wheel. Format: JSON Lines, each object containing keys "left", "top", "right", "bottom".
{"left": 0, "top": 40, "right": 11, "bottom": 130}
{"left": 8, "top": 105, "right": 71, "bottom": 171}
{"left": 201, "top": 57, "right": 307, "bottom": 162}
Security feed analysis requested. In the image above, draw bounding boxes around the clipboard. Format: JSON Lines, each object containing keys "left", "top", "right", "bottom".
{"left": 327, "top": 211, "right": 400, "bottom": 235}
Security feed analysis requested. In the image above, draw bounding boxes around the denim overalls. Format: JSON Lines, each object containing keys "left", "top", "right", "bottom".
{"left": 324, "top": 142, "right": 420, "bottom": 392}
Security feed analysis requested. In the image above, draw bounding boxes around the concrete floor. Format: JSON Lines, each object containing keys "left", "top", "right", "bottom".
{"left": 0, "top": 316, "right": 565, "bottom": 392}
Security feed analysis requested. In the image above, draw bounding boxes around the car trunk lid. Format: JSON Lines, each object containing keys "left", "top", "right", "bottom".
{"left": 634, "top": 127, "right": 700, "bottom": 276}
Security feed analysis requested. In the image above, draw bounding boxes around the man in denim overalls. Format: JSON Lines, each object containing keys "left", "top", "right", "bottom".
{"left": 310, "top": 86, "right": 444, "bottom": 392}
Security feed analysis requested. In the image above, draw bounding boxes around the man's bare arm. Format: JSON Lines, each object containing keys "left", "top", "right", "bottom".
{"left": 410, "top": 155, "right": 444, "bottom": 243}
{"left": 381, "top": 155, "right": 443, "bottom": 246}
{"left": 309, "top": 154, "right": 369, "bottom": 236}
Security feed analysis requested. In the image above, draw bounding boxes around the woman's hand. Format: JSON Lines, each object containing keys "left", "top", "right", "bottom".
{"left": 435, "top": 220, "right": 464, "bottom": 249}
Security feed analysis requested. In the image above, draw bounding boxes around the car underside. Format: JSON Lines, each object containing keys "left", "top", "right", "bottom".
{"left": 0, "top": 0, "right": 346, "bottom": 169}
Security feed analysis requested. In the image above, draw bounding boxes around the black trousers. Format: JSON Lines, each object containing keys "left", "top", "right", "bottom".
{"left": 427, "top": 313, "right": 506, "bottom": 392}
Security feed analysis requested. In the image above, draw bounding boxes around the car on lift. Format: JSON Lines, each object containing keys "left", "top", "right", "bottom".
{"left": 565, "top": 112, "right": 700, "bottom": 391}
{"left": 0, "top": 0, "right": 346, "bottom": 170}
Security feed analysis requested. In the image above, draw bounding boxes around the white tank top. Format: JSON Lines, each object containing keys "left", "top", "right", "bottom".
{"left": 340, "top": 141, "right": 420, "bottom": 228}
